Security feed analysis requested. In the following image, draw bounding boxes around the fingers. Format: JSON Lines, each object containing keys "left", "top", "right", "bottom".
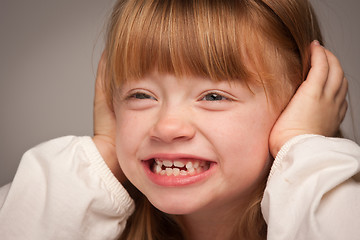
{"left": 305, "top": 41, "right": 329, "bottom": 95}
{"left": 339, "top": 99, "right": 348, "bottom": 123}
{"left": 323, "top": 48, "right": 345, "bottom": 97}
{"left": 306, "top": 41, "right": 348, "bottom": 105}
{"left": 93, "top": 51, "right": 115, "bottom": 136}
{"left": 336, "top": 77, "right": 348, "bottom": 104}
{"left": 94, "top": 52, "right": 111, "bottom": 111}
{"left": 312, "top": 43, "right": 348, "bottom": 128}
{"left": 321, "top": 49, "right": 348, "bottom": 122}
{"left": 95, "top": 52, "right": 107, "bottom": 93}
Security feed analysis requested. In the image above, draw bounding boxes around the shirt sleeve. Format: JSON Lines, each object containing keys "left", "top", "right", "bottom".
{"left": 262, "top": 135, "right": 360, "bottom": 240}
{"left": 0, "top": 136, "right": 135, "bottom": 240}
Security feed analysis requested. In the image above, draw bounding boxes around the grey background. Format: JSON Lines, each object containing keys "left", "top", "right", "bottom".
{"left": 0, "top": 0, "right": 359, "bottom": 186}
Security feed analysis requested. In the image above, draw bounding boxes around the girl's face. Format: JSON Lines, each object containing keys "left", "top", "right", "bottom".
{"left": 114, "top": 72, "right": 279, "bottom": 215}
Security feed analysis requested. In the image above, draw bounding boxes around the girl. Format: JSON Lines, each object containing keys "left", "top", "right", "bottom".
{"left": 1, "top": 0, "right": 359, "bottom": 239}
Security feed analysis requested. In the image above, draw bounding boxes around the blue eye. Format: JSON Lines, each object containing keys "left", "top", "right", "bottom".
{"left": 129, "top": 92, "right": 156, "bottom": 100}
{"left": 202, "top": 93, "right": 228, "bottom": 101}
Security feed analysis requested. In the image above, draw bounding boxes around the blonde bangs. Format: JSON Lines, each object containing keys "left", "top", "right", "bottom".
{"left": 105, "top": 1, "right": 259, "bottom": 89}
{"left": 105, "top": 0, "right": 303, "bottom": 110}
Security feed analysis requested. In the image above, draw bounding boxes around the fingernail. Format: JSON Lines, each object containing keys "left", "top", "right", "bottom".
{"left": 313, "top": 40, "right": 320, "bottom": 46}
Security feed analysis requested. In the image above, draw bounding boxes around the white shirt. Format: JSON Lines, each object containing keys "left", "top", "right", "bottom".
{"left": 0, "top": 135, "right": 359, "bottom": 239}
{"left": 263, "top": 135, "right": 360, "bottom": 239}
{"left": 0, "top": 136, "right": 134, "bottom": 240}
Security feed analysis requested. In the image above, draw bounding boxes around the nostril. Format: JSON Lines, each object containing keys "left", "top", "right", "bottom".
{"left": 150, "top": 117, "right": 195, "bottom": 143}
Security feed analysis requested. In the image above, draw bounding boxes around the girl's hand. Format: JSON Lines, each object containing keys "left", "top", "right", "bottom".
{"left": 269, "top": 41, "right": 348, "bottom": 157}
{"left": 92, "top": 53, "right": 126, "bottom": 183}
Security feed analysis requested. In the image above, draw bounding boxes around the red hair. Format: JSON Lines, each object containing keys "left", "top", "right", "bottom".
{"left": 103, "top": 0, "right": 323, "bottom": 239}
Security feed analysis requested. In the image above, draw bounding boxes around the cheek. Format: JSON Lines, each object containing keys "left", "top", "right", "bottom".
{"left": 206, "top": 106, "right": 277, "bottom": 155}
{"left": 203, "top": 104, "right": 277, "bottom": 182}
{"left": 222, "top": 120, "right": 272, "bottom": 176}
{"left": 114, "top": 110, "right": 146, "bottom": 174}
{"left": 115, "top": 112, "right": 142, "bottom": 146}
{"left": 115, "top": 116, "right": 134, "bottom": 157}
{"left": 114, "top": 103, "right": 156, "bottom": 150}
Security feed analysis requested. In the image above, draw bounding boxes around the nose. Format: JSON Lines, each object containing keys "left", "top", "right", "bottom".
{"left": 150, "top": 113, "right": 196, "bottom": 143}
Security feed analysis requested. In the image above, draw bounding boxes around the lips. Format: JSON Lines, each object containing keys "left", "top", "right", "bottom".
{"left": 142, "top": 154, "right": 216, "bottom": 186}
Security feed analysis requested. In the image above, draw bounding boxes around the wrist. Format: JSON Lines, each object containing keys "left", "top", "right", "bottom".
{"left": 92, "top": 136, "right": 126, "bottom": 183}
{"left": 269, "top": 131, "right": 298, "bottom": 158}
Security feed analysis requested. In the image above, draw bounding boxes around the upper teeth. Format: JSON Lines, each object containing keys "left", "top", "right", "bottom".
{"left": 174, "top": 161, "right": 185, "bottom": 168}
{"left": 153, "top": 159, "right": 209, "bottom": 176}
{"left": 163, "top": 160, "right": 173, "bottom": 167}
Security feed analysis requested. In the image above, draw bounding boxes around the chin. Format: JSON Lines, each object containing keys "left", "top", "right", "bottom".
{"left": 142, "top": 189, "right": 204, "bottom": 215}
{"left": 149, "top": 198, "right": 200, "bottom": 215}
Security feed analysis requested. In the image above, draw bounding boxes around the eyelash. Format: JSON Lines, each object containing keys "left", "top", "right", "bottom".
{"left": 199, "top": 92, "right": 232, "bottom": 102}
{"left": 126, "top": 92, "right": 157, "bottom": 101}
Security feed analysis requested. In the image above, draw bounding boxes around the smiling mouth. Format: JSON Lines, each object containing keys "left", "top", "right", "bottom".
{"left": 149, "top": 158, "right": 211, "bottom": 176}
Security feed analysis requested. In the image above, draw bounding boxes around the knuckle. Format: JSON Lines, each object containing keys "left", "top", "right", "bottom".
{"left": 318, "top": 62, "right": 330, "bottom": 73}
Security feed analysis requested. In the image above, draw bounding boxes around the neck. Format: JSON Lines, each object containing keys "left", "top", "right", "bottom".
{"left": 177, "top": 200, "right": 247, "bottom": 240}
